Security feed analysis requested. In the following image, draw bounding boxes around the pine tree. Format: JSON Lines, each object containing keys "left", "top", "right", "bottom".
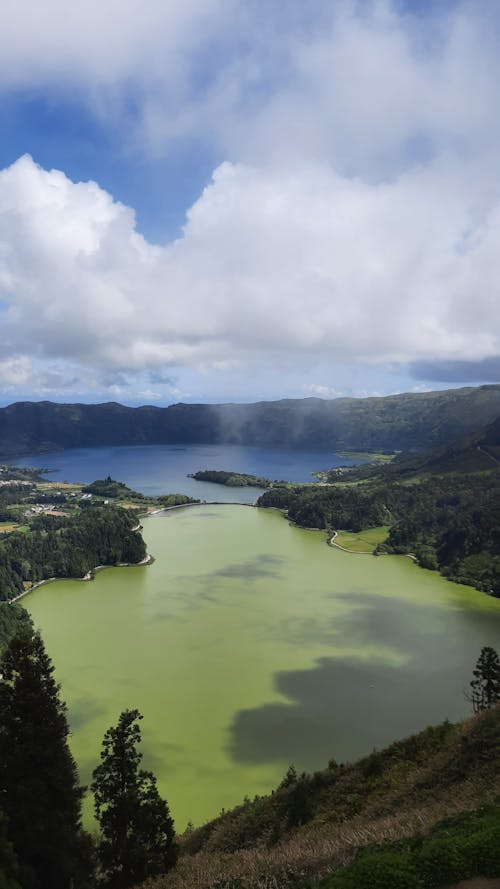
{"left": 0, "top": 632, "right": 92, "bottom": 889}
{"left": 91, "top": 709, "right": 177, "bottom": 889}
{"left": 469, "top": 646, "right": 500, "bottom": 713}
{"left": 0, "top": 809, "right": 21, "bottom": 889}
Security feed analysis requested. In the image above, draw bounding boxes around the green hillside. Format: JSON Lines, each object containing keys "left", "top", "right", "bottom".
{"left": 384, "top": 415, "right": 500, "bottom": 477}
{"left": 2, "top": 385, "right": 500, "bottom": 456}
{"left": 257, "top": 416, "right": 500, "bottom": 596}
{"left": 140, "top": 706, "right": 500, "bottom": 889}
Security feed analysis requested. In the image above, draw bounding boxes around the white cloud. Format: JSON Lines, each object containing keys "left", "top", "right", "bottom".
{"left": 301, "top": 385, "right": 345, "bottom": 399}
{"left": 236, "top": 2, "right": 500, "bottom": 174}
{"left": 0, "top": 356, "right": 34, "bottom": 388}
{"left": 1, "top": 3, "right": 499, "bottom": 183}
{"left": 0, "top": 0, "right": 227, "bottom": 88}
{"left": 1, "top": 152, "right": 500, "bottom": 397}
{"left": 3, "top": 1, "right": 500, "bottom": 173}
{"left": 2, "top": 3, "right": 500, "bottom": 398}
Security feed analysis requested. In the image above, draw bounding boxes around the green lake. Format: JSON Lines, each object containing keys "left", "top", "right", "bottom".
{"left": 26, "top": 505, "right": 500, "bottom": 831}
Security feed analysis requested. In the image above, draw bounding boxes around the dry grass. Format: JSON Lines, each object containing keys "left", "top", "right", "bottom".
{"left": 140, "top": 708, "right": 500, "bottom": 889}
{"left": 0, "top": 522, "right": 18, "bottom": 532}
{"left": 144, "top": 792, "right": 499, "bottom": 889}
{"left": 37, "top": 481, "right": 80, "bottom": 490}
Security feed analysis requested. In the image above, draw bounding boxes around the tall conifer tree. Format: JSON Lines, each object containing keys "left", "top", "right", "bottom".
{"left": 92, "top": 709, "right": 177, "bottom": 888}
{"left": 469, "top": 646, "right": 500, "bottom": 713}
{"left": 0, "top": 632, "right": 91, "bottom": 889}
{"left": 0, "top": 809, "right": 21, "bottom": 889}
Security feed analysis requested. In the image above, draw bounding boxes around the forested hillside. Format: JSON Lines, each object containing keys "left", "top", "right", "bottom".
{"left": 0, "top": 508, "right": 146, "bottom": 600}
{"left": 373, "top": 414, "right": 500, "bottom": 477}
{"left": 258, "top": 414, "right": 500, "bottom": 596}
{"left": 1, "top": 384, "right": 500, "bottom": 456}
{"left": 258, "top": 484, "right": 389, "bottom": 531}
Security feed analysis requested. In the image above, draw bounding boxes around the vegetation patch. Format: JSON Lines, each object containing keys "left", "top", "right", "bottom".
{"left": 318, "top": 803, "right": 500, "bottom": 889}
{"left": 258, "top": 422, "right": 500, "bottom": 596}
{"left": 83, "top": 476, "right": 146, "bottom": 499}
{"left": 0, "top": 603, "right": 33, "bottom": 653}
{"left": 334, "top": 526, "right": 390, "bottom": 553}
{"left": 0, "top": 507, "right": 147, "bottom": 600}
{"left": 138, "top": 705, "right": 500, "bottom": 889}
{"left": 0, "top": 467, "right": 202, "bottom": 602}
{"left": 190, "top": 470, "right": 274, "bottom": 488}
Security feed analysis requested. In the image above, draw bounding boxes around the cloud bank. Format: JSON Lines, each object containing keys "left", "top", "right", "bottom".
{"left": 1, "top": 150, "right": 500, "bottom": 393}
{"left": 1, "top": 1, "right": 500, "bottom": 398}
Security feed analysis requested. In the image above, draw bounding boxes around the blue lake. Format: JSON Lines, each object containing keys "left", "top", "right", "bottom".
{"left": 14, "top": 443, "right": 360, "bottom": 502}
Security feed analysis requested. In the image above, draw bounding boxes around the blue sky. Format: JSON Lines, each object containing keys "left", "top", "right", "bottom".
{"left": 0, "top": 0, "right": 499, "bottom": 405}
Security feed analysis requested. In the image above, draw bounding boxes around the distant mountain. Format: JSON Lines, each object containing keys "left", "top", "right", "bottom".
{"left": 388, "top": 413, "right": 500, "bottom": 476}
{"left": 1, "top": 384, "right": 500, "bottom": 457}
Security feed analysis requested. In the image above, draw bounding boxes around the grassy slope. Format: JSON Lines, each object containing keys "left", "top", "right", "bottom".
{"left": 334, "top": 526, "right": 390, "bottom": 553}
{"left": 140, "top": 706, "right": 500, "bottom": 889}
{"left": 319, "top": 802, "right": 500, "bottom": 889}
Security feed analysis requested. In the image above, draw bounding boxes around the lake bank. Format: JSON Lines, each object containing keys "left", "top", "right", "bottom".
{"left": 25, "top": 504, "right": 500, "bottom": 831}
{"left": 13, "top": 442, "right": 362, "bottom": 502}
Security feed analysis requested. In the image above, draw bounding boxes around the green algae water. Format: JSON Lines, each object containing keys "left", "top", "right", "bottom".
{"left": 26, "top": 505, "right": 500, "bottom": 830}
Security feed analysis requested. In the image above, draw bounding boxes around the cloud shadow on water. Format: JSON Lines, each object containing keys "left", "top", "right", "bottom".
{"left": 68, "top": 697, "right": 108, "bottom": 731}
{"left": 227, "top": 593, "right": 483, "bottom": 771}
{"left": 210, "top": 553, "right": 284, "bottom": 581}
{"left": 157, "top": 554, "right": 286, "bottom": 614}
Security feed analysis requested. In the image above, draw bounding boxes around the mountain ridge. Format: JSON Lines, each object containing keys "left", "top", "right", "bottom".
{"left": 2, "top": 384, "right": 500, "bottom": 457}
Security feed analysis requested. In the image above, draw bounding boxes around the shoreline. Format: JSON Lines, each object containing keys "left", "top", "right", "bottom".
{"left": 328, "top": 528, "right": 417, "bottom": 562}
{"left": 7, "top": 503, "right": 422, "bottom": 609}
{"left": 8, "top": 576, "right": 57, "bottom": 604}
{"left": 8, "top": 503, "right": 497, "bottom": 611}
{"left": 8, "top": 502, "right": 254, "bottom": 607}
{"left": 328, "top": 530, "right": 372, "bottom": 555}
{"left": 8, "top": 553, "right": 154, "bottom": 603}
{"left": 81, "top": 552, "right": 154, "bottom": 581}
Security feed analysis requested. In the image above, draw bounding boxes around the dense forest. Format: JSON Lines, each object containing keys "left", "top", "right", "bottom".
{"left": 259, "top": 473, "right": 500, "bottom": 596}
{"left": 381, "top": 472, "right": 500, "bottom": 593}
{"left": 0, "top": 507, "right": 146, "bottom": 601}
{"left": 2, "top": 384, "right": 500, "bottom": 456}
{"left": 0, "top": 601, "right": 32, "bottom": 650}
{"left": 190, "top": 469, "right": 273, "bottom": 488}
{"left": 258, "top": 414, "right": 500, "bottom": 596}
{"left": 258, "top": 484, "right": 389, "bottom": 531}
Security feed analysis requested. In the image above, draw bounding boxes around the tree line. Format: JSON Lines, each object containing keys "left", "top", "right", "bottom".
{"left": 0, "top": 631, "right": 176, "bottom": 889}
{"left": 258, "top": 470, "right": 500, "bottom": 596}
{"left": 190, "top": 469, "right": 273, "bottom": 488}
{"left": 0, "top": 508, "right": 146, "bottom": 601}
{"left": 257, "top": 484, "right": 389, "bottom": 532}
{"left": 381, "top": 471, "right": 500, "bottom": 594}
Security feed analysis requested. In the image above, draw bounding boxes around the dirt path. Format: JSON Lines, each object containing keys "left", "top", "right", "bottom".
{"left": 477, "top": 444, "right": 500, "bottom": 466}
{"left": 328, "top": 530, "right": 371, "bottom": 554}
{"left": 328, "top": 530, "right": 417, "bottom": 560}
